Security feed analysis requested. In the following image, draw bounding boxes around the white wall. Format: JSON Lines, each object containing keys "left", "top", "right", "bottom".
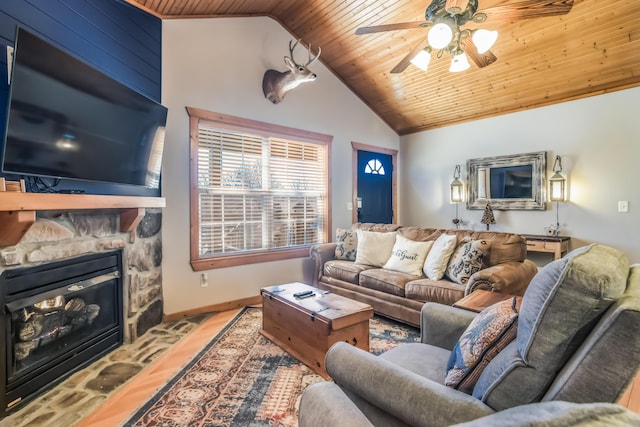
{"left": 400, "top": 87, "right": 640, "bottom": 263}
{"left": 161, "top": 17, "right": 398, "bottom": 314}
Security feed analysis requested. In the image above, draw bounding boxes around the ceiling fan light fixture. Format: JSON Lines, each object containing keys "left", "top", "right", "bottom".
{"left": 428, "top": 23, "right": 453, "bottom": 49}
{"left": 472, "top": 29, "right": 498, "bottom": 54}
{"left": 410, "top": 49, "right": 432, "bottom": 71}
{"left": 445, "top": 0, "right": 473, "bottom": 16}
{"left": 449, "top": 51, "right": 470, "bottom": 72}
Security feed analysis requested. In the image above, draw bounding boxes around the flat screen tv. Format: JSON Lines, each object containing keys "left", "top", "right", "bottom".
{"left": 1, "top": 27, "right": 167, "bottom": 190}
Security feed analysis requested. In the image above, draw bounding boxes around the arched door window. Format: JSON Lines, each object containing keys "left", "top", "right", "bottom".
{"left": 364, "top": 159, "right": 385, "bottom": 175}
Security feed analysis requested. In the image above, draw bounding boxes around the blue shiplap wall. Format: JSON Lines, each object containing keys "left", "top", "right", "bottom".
{"left": 0, "top": 0, "right": 162, "bottom": 196}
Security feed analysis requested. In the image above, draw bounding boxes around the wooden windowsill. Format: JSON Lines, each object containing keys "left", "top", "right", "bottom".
{"left": 0, "top": 192, "right": 166, "bottom": 246}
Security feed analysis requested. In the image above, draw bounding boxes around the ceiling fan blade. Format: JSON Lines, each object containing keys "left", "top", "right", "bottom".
{"left": 482, "top": 0, "right": 574, "bottom": 22}
{"left": 390, "top": 41, "right": 429, "bottom": 74}
{"left": 355, "top": 22, "right": 425, "bottom": 35}
{"left": 461, "top": 38, "right": 497, "bottom": 68}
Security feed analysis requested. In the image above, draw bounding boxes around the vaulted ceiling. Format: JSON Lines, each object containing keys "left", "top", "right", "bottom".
{"left": 127, "top": 0, "right": 640, "bottom": 135}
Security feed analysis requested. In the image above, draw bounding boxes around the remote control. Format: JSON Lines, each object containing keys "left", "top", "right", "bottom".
{"left": 293, "top": 290, "right": 315, "bottom": 299}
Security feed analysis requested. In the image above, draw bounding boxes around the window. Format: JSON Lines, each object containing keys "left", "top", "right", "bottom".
{"left": 364, "top": 159, "right": 385, "bottom": 175}
{"left": 187, "top": 108, "right": 332, "bottom": 270}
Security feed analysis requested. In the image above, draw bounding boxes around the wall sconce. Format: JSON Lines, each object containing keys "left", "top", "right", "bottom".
{"left": 548, "top": 155, "right": 566, "bottom": 235}
{"left": 549, "top": 155, "right": 566, "bottom": 202}
{"left": 450, "top": 165, "right": 464, "bottom": 228}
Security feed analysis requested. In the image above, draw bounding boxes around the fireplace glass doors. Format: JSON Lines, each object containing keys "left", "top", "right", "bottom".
{"left": 1, "top": 251, "right": 123, "bottom": 415}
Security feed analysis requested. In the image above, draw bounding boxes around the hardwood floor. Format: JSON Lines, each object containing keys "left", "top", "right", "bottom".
{"left": 77, "top": 308, "right": 240, "bottom": 427}
{"left": 620, "top": 372, "right": 640, "bottom": 413}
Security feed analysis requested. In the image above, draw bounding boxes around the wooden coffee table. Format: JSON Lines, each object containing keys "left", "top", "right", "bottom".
{"left": 260, "top": 282, "right": 373, "bottom": 379}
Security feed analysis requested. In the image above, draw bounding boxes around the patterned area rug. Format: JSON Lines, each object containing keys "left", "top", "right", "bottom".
{"left": 124, "top": 307, "right": 419, "bottom": 426}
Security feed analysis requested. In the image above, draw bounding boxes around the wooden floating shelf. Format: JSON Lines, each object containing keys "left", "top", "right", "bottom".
{"left": 0, "top": 193, "right": 166, "bottom": 247}
{"left": 0, "top": 192, "right": 166, "bottom": 211}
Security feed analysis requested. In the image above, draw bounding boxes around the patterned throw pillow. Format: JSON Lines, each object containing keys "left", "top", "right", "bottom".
{"left": 445, "top": 297, "right": 521, "bottom": 394}
{"left": 446, "top": 239, "right": 492, "bottom": 284}
{"left": 383, "top": 235, "right": 434, "bottom": 276}
{"left": 355, "top": 230, "right": 397, "bottom": 267}
{"left": 335, "top": 228, "right": 358, "bottom": 260}
{"left": 423, "top": 233, "right": 458, "bottom": 280}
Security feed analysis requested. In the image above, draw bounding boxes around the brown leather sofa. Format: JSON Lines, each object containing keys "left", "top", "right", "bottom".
{"left": 308, "top": 223, "right": 538, "bottom": 327}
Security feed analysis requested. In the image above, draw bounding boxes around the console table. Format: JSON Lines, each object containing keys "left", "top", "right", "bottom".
{"left": 523, "top": 234, "right": 571, "bottom": 260}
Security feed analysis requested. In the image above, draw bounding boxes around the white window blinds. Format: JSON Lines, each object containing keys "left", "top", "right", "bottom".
{"left": 196, "top": 123, "right": 328, "bottom": 258}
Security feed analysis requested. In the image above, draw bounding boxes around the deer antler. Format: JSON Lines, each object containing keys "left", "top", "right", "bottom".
{"left": 306, "top": 44, "right": 321, "bottom": 66}
{"left": 288, "top": 39, "right": 301, "bottom": 64}
{"left": 288, "top": 39, "right": 321, "bottom": 66}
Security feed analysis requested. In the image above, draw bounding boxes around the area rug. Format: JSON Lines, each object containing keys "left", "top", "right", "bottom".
{"left": 123, "top": 307, "right": 419, "bottom": 427}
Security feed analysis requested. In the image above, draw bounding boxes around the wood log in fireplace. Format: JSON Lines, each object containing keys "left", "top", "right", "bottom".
{"left": 15, "top": 299, "right": 101, "bottom": 360}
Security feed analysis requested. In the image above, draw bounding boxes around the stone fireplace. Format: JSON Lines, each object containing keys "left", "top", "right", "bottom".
{"left": 0, "top": 209, "right": 163, "bottom": 417}
{"left": 0, "top": 209, "right": 163, "bottom": 343}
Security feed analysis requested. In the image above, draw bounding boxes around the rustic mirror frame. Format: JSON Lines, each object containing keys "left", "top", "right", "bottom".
{"left": 467, "top": 151, "right": 547, "bottom": 210}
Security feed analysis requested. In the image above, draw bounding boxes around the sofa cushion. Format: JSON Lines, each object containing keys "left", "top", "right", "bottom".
{"left": 405, "top": 279, "right": 466, "bottom": 306}
{"left": 324, "top": 260, "right": 375, "bottom": 284}
{"left": 542, "top": 266, "right": 640, "bottom": 404}
{"left": 445, "top": 297, "right": 521, "bottom": 394}
{"left": 381, "top": 342, "right": 451, "bottom": 383}
{"left": 473, "top": 244, "right": 629, "bottom": 410}
{"left": 384, "top": 235, "right": 434, "bottom": 276}
{"left": 352, "top": 223, "right": 402, "bottom": 233}
{"left": 517, "top": 244, "right": 627, "bottom": 369}
{"left": 469, "top": 231, "right": 526, "bottom": 266}
{"left": 359, "top": 269, "right": 418, "bottom": 297}
{"left": 423, "top": 233, "right": 458, "bottom": 280}
{"left": 446, "top": 239, "right": 492, "bottom": 285}
{"left": 355, "top": 230, "right": 397, "bottom": 267}
{"left": 397, "top": 227, "right": 440, "bottom": 242}
{"left": 335, "top": 228, "right": 358, "bottom": 261}
{"left": 451, "top": 402, "right": 640, "bottom": 427}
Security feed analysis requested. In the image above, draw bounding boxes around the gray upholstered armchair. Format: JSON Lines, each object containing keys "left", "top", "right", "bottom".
{"left": 299, "top": 244, "right": 640, "bottom": 427}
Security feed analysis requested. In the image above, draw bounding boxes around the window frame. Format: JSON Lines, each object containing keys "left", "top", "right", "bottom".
{"left": 187, "top": 107, "right": 332, "bottom": 270}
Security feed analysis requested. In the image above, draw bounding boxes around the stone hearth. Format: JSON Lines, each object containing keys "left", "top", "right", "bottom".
{"left": 0, "top": 313, "right": 209, "bottom": 427}
{"left": 0, "top": 209, "right": 163, "bottom": 343}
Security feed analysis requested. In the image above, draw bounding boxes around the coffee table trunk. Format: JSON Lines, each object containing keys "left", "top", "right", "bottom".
{"left": 261, "top": 282, "right": 373, "bottom": 379}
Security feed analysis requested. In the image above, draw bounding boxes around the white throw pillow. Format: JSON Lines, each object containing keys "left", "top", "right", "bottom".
{"left": 384, "top": 235, "right": 434, "bottom": 276}
{"left": 423, "top": 233, "right": 458, "bottom": 280}
{"left": 355, "top": 230, "right": 397, "bottom": 267}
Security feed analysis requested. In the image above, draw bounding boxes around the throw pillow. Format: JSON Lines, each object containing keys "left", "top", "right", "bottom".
{"left": 445, "top": 297, "right": 521, "bottom": 394}
{"left": 446, "top": 239, "right": 493, "bottom": 285}
{"left": 354, "top": 230, "right": 397, "bottom": 267}
{"left": 383, "top": 235, "right": 434, "bottom": 276}
{"left": 335, "top": 228, "right": 358, "bottom": 261}
{"left": 423, "top": 233, "right": 458, "bottom": 280}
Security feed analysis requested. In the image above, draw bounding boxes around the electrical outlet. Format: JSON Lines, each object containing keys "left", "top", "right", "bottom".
{"left": 618, "top": 201, "right": 629, "bottom": 213}
{"left": 200, "top": 272, "right": 208, "bottom": 287}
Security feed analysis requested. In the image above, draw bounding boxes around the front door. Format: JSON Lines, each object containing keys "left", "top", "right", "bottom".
{"left": 356, "top": 150, "right": 394, "bottom": 224}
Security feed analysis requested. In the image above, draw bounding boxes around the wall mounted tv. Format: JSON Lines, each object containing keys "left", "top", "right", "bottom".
{"left": 1, "top": 27, "right": 167, "bottom": 192}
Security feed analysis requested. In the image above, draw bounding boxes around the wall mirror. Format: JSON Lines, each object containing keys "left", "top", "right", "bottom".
{"left": 467, "top": 151, "right": 547, "bottom": 210}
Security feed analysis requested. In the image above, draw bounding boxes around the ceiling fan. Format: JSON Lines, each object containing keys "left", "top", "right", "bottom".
{"left": 355, "top": 0, "right": 575, "bottom": 73}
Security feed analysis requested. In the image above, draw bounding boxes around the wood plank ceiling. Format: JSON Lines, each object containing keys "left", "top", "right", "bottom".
{"left": 127, "top": 0, "right": 640, "bottom": 135}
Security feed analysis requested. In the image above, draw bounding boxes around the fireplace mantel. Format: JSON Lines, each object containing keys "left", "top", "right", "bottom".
{"left": 0, "top": 193, "right": 166, "bottom": 246}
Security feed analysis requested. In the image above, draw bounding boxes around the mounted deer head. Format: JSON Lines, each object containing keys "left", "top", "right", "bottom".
{"left": 262, "top": 39, "right": 321, "bottom": 104}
